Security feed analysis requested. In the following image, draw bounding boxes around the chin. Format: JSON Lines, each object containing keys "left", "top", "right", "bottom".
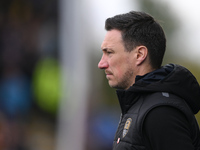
{"left": 109, "top": 81, "right": 129, "bottom": 89}
{"left": 108, "top": 82, "right": 117, "bottom": 88}
{"left": 109, "top": 83, "right": 125, "bottom": 89}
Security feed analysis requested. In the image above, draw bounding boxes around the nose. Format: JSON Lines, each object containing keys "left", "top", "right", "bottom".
{"left": 98, "top": 55, "right": 108, "bottom": 69}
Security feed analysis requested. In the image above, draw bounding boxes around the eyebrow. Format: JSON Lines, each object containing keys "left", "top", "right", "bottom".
{"left": 102, "top": 47, "right": 113, "bottom": 52}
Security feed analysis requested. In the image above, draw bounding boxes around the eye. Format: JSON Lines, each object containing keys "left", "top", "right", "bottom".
{"left": 102, "top": 49, "right": 113, "bottom": 55}
{"left": 107, "top": 50, "right": 114, "bottom": 55}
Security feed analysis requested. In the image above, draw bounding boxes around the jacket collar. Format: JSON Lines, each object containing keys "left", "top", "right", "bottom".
{"left": 116, "top": 89, "right": 139, "bottom": 115}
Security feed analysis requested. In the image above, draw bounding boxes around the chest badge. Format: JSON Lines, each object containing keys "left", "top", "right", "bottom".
{"left": 123, "top": 118, "right": 132, "bottom": 138}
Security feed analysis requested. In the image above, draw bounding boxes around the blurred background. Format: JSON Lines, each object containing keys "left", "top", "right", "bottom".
{"left": 0, "top": 0, "right": 199, "bottom": 150}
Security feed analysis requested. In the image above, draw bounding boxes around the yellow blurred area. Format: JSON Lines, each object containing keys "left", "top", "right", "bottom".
{"left": 33, "top": 58, "right": 61, "bottom": 115}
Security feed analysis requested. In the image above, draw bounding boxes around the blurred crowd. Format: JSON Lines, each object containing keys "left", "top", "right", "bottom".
{"left": 0, "top": 0, "right": 58, "bottom": 149}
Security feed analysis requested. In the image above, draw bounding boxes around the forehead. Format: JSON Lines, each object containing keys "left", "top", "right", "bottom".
{"left": 101, "top": 29, "right": 123, "bottom": 49}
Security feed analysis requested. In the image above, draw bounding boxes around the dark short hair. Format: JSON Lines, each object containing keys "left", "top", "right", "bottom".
{"left": 105, "top": 11, "right": 166, "bottom": 69}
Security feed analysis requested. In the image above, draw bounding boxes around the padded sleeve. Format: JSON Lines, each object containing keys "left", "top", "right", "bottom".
{"left": 143, "top": 106, "right": 194, "bottom": 150}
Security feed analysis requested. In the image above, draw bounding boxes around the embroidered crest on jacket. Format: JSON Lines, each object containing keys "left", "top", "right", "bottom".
{"left": 123, "top": 118, "right": 132, "bottom": 138}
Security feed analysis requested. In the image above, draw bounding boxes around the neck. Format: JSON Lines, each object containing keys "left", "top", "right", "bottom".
{"left": 133, "top": 64, "right": 155, "bottom": 83}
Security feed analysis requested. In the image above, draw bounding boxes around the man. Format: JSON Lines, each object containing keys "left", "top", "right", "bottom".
{"left": 98, "top": 11, "right": 200, "bottom": 150}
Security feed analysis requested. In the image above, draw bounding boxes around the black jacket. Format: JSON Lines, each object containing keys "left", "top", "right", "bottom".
{"left": 113, "top": 64, "right": 200, "bottom": 150}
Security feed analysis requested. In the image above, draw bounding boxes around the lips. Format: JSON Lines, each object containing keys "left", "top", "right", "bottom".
{"left": 105, "top": 70, "right": 112, "bottom": 76}
{"left": 105, "top": 71, "right": 113, "bottom": 79}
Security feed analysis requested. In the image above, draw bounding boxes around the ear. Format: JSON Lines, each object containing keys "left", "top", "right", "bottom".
{"left": 135, "top": 46, "right": 148, "bottom": 65}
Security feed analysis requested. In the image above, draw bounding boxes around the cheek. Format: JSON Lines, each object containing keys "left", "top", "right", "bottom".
{"left": 109, "top": 55, "right": 130, "bottom": 78}
{"left": 113, "top": 61, "right": 126, "bottom": 79}
{"left": 117, "top": 57, "right": 133, "bottom": 77}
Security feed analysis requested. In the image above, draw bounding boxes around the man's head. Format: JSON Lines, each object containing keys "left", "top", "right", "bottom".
{"left": 98, "top": 11, "right": 166, "bottom": 89}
